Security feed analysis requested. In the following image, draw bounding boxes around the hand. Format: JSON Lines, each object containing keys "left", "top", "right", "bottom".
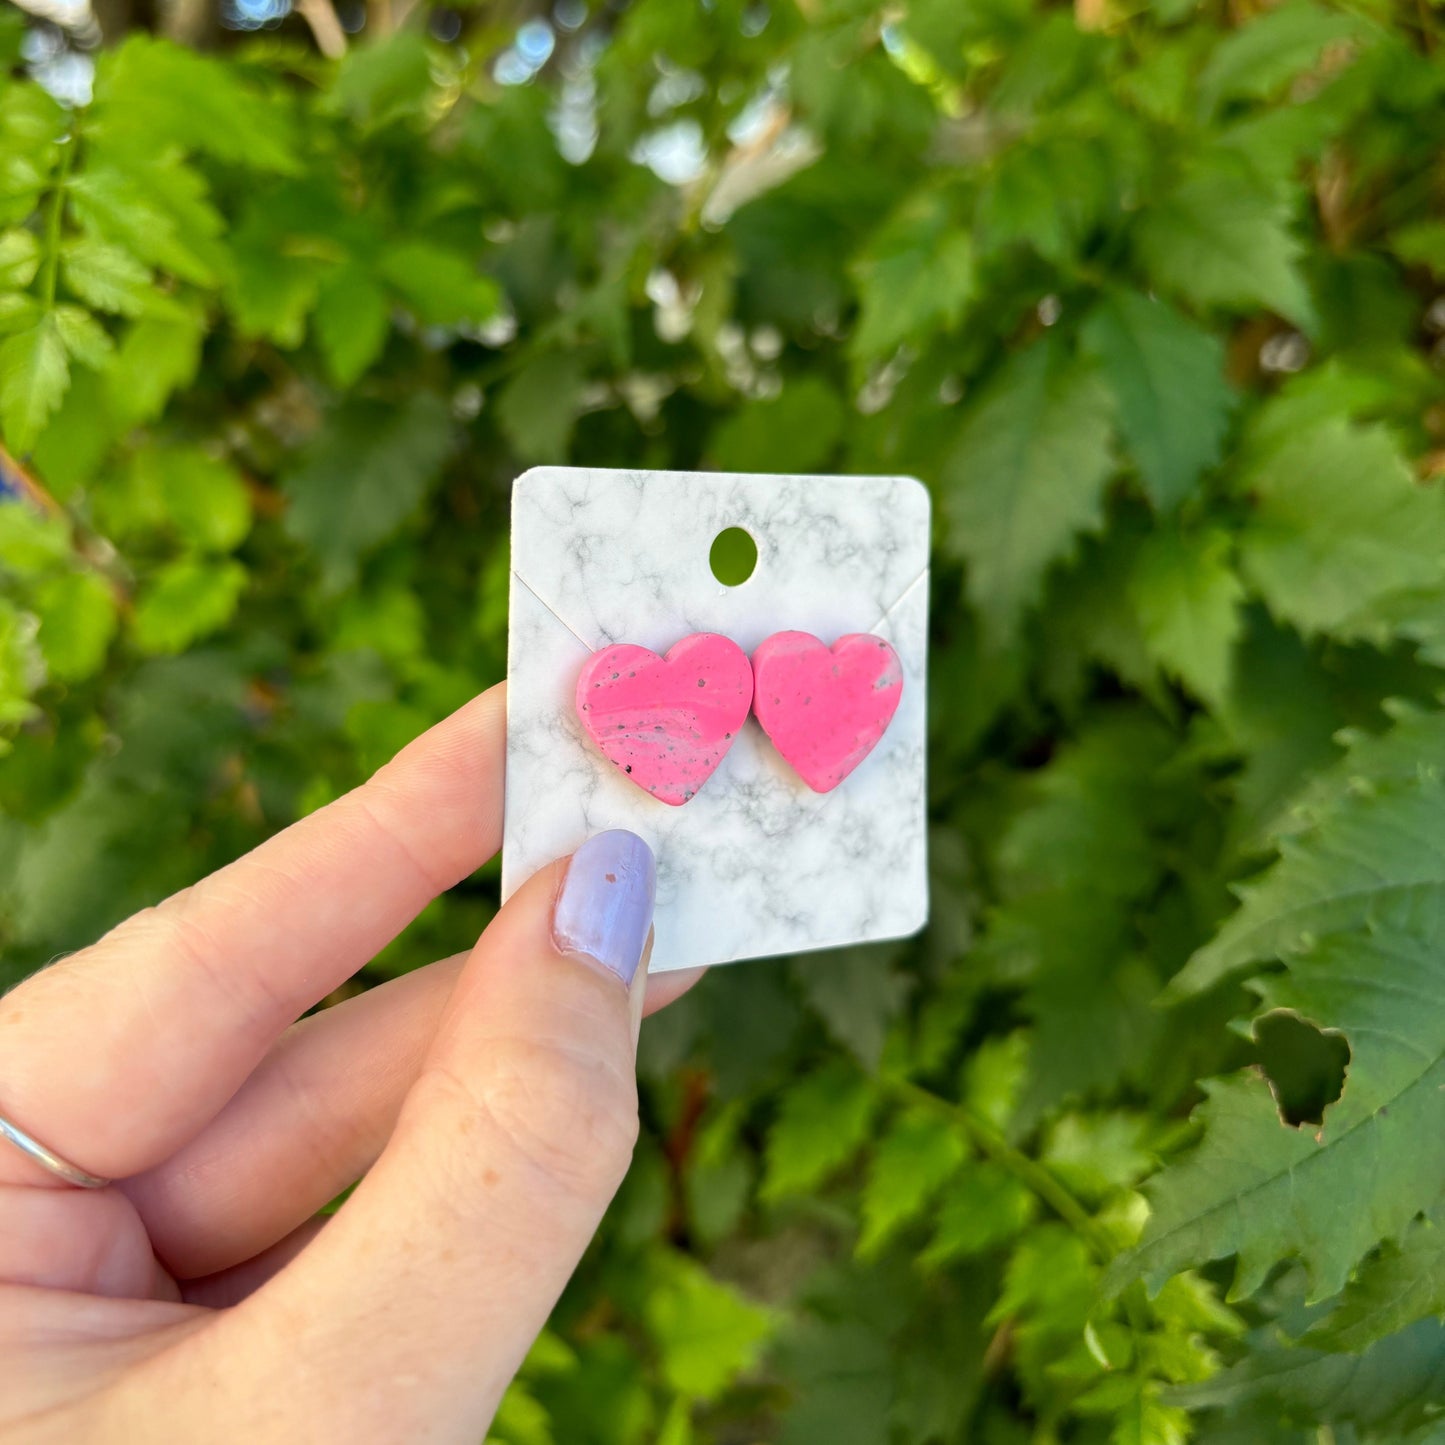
{"left": 0, "top": 683, "right": 701, "bottom": 1443}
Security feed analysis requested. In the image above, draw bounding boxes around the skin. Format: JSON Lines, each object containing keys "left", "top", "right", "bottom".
{"left": 0, "top": 682, "right": 703, "bottom": 1443}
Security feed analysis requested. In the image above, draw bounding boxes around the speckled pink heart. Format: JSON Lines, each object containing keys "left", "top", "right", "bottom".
{"left": 751, "top": 631, "right": 903, "bottom": 793}
{"left": 576, "top": 633, "right": 753, "bottom": 806}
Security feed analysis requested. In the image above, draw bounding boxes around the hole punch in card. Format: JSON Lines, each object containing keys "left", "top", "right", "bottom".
{"left": 502, "top": 468, "right": 930, "bottom": 973}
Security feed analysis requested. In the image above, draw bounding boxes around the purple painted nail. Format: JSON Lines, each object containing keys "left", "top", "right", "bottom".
{"left": 552, "top": 830, "right": 656, "bottom": 985}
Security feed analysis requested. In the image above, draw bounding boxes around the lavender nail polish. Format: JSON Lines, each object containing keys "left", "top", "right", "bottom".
{"left": 553, "top": 830, "right": 656, "bottom": 985}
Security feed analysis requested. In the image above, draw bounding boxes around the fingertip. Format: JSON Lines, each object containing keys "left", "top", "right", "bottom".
{"left": 641, "top": 964, "right": 707, "bottom": 1016}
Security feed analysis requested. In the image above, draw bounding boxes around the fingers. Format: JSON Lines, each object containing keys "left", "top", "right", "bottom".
{"left": 185, "top": 832, "right": 655, "bottom": 1444}
{"left": 180, "top": 1218, "right": 329, "bottom": 1310}
{"left": 0, "top": 684, "right": 506, "bottom": 1186}
{"left": 127, "top": 953, "right": 466, "bottom": 1279}
{"left": 129, "top": 955, "right": 705, "bottom": 1281}
{"left": 0, "top": 1185, "right": 165, "bottom": 1300}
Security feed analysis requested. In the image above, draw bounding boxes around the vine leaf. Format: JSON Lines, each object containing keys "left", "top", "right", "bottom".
{"left": 1082, "top": 292, "right": 1235, "bottom": 512}
{"left": 0, "top": 313, "right": 68, "bottom": 453}
{"left": 942, "top": 337, "right": 1115, "bottom": 648}
{"left": 761, "top": 1059, "right": 875, "bottom": 1202}
{"left": 1120, "top": 920, "right": 1445, "bottom": 1302}
{"left": 849, "top": 193, "right": 976, "bottom": 364}
{"left": 857, "top": 1107, "right": 966, "bottom": 1257}
{"left": 1171, "top": 776, "right": 1445, "bottom": 999}
{"left": 1304, "top": 1211, "right": 1445, "bottom": 1354}
{"left": 1128, "top": 527, "right": 1244, "bottom": 707}
{"left": 1135, "top": 155, "right": 1312, "bottom": 326}
{"left": 1236, "top": 418, "right": 1445, "bottom": 640}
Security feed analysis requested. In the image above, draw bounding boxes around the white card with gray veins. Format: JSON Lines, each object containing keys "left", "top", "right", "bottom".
{"left": 502, "top": 467, "right": 930, "bottom": 973}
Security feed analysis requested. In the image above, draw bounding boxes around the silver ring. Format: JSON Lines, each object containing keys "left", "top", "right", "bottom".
{"left": 0, "top": 1110, "right": 111, "bottom": 1188}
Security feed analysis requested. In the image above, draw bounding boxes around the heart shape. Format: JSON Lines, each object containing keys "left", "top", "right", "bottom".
{"left": 751, "top": 631, "right": 903, "bottom": 793}
{"left": 576, "top": 633, "right": 753, "bottom": 805}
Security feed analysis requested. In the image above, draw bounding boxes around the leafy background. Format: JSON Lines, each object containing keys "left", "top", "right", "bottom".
{"left": 3, "top": 0, "right": 1445, "bottom": 1439}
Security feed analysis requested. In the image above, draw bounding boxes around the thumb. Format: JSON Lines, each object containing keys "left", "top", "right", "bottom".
{"left": 195, "top": 831, "right": 656, "bottom": 1444}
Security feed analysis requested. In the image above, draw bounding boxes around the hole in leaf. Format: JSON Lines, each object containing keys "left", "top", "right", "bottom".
{"left": 1255, "top": 1009, "right": 1351, "bottom": 1128}
{"left": 709, "top": 526, "right": 757, "bottom": 586}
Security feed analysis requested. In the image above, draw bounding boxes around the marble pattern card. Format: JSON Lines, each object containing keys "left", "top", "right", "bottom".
{"left": 503, "top": 467, "right": 930, "bottom": 973}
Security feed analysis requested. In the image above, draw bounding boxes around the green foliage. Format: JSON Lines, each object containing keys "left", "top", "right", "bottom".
{"left": 1080, "top": 292, "right": 1234, "bottom": 512}
{"left": 1306, "top": 1213, "right": 1445, "bottom": 1354}
{"left": 942, "top": 338, "right": 1116, "bottom": 647}
{"left": 5, "top": 0, "right": 1445, "bottom": 1440}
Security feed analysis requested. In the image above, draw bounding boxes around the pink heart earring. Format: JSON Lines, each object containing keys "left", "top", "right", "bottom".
{"left": 576, "top": 633, "right": 753, "bottom": 805}
{"left": 750, "top": 632, "right": 903, "bottom": 792}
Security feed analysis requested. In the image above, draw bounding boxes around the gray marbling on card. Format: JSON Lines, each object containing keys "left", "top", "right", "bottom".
{"left": 503, "top": 467, "right": 930, "bottom": 973}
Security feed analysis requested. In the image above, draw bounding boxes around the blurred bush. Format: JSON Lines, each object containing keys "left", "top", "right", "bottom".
{"left": 4, "top": 0, "right": 1445, "bottom": 1440}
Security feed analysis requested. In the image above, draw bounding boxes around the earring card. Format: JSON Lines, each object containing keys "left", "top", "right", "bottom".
{"left": 503, "top": 467, "right": 930, "bottom": 973}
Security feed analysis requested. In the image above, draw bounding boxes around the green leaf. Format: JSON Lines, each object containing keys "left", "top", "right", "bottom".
{"left": 282, "top": 393, "right": 453, "bottom": 589}
{"left": 60, "top": 238, "right": 153, "bottom": 317}
{"left": 988, "top": 711, "right": 1180, "bottom": 1119}
{"left": 1305, "top": 1213, "right": 1445, "bottom": 1353}
{"left": 1135, "top": 156, "right": 1312, "bottom": 326}
{"left": 761, "top": 1058, "right": 876, "bottom": 1201}
{"left": 0, "top": 313, "right": 68, "bottom": 453}
{"left": 1128, "top": 528, "right": 1244, "bottom": 706}
{"left": 378, "top": 242, "right": 501, "bottom": 328}
{"left": 496, "top": 352, "right": 586, "bottom": 465}
{"left": 1199, "top": 2, "right": 1370, "bottom": 112}
{"left": 0, "top": 228, "right": 39, "bottom": 289}
{"left": 0, "top": 293, "right": 38, "bottom": 335}
{"left": 1390, "top": 219, "right": 1445, "bottom": 278}
{"left": 1212, "top": 613, "right": 1361, "bottom": 841}
{"left": 1041, "top": 1112, "right": 1154, "bottom": 1202}
{"left": 53, "top": 305, "right": 114, "bottom": 371}
{"left": 942, "top": 338, "right": 1116, "bottom": 647}
{"left": 1096, "top": 1382, "right": 1190, "bottom": 1445}
{"left": 990, "top": 1222, "right": 1097, "bottom": 1331}
{"left": 0, "top": 594, "right": 42, "bottom": 730}
{"left": 709, "top": 378, "right": 846, "bottom": 475}
{"left": 1235, "top": 418, "right": 1445, "bottom": 640}
{"left": 1125, "top": 913, "right": 1445, "bottom": 1300}
{"left": 132, "top": 557, "right": 247, "bottom": 654}
{"left": 849, "top": 194, "right": 975, "bottom": 362}
{"left": 0, "top": 499, "right": 72, "bottom": 574}
{"left": 921, "top": 1160, "right": 1037, "bottom": 1267}
{"left": 330, "top": 31, "right": 435, "bottom": 128}
{"left": 976, "top": 132, "right": 1120, "bottom": 267}
{"left": 652, "top": 1397, "right": 693, "bottom": 1445}
{"left": 314, "top": 266, "right": 390, "bottom": 386}
{"left": 1175, "top": 764, "right": 1445, "bottom": 997}
{"left": 962, "top": 1031, "right": 1031, "bottom": 1134}
{"left": 69, "top": 156, "right": 226, "bottom": 287}
{"left": 684, "top": 1108, "right": 754, "bottom": 1246}
{"left": 224, "top": 242, "right": 320, "bottom": 346}
{"left": 35, "top": 570, "right": 118, "bottom": 682}
{"left": 996, "top": 710, "right": 1174, "bottom": 905}
{"left": 1277, "top": 700, "right": 1445, "bottom": 840}
{"left": 1173, "top": 1318, "right": 1445, "bottom": 1433}
{"left": 789, "top": 943, "right": 912, "bottom": 1069}
{"left": 857, "top": 1107, "right": 967, "bottom": 1256}
{"left": 28, "top": 369, "right": 114, "bottom": 498}
{"left": 1037, "top": 520, "right": 1161, "bottom": 705}
{"left": 642, "top": 1252, "right": 773, "bottom": 1401}
{"left": 106, "top": 306, "right": 205, "bottom": 426}
{"left": 1081, "top": 292, "right": 1234, "bottom": 511}
{"left": 132, "top": 446, "right": 252, "bottom": 553}
{"left": 774, "top": 1318, "right": 892, "bottom": 1445}
{"left": 487, "top": 1381, "right": 554, "bottom": 1445}
{"left": 94, "top": 35, "right": 298, "bottom": 173}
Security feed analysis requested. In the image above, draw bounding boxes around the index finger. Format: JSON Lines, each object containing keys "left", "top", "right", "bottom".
{"left": 0, "top": 683, "right": 507, "bottom": 1186}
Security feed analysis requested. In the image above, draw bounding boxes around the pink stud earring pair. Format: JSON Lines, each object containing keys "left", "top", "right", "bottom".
{"left": 576, "top": 631, "right": 903, "bottom": 806}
